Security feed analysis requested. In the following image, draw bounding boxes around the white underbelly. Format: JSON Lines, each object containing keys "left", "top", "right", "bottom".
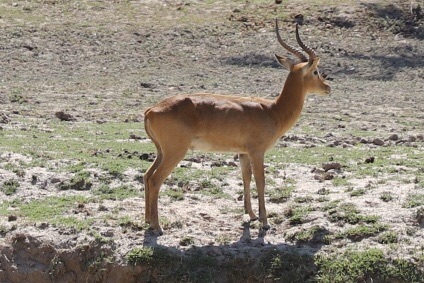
{"left": 190, "top": 138, "right": 243, "bottom": 153}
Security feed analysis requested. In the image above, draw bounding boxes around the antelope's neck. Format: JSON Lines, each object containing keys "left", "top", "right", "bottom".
{"left": 272, "top": 76, "right": 306, "bottom": 136}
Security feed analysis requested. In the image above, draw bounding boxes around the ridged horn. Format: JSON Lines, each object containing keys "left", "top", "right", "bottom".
{"left": 295, "top": 23, "right": 317, "bottom": 63}
{"left": 275, "top": 19, "right": 308, "bottom": 63}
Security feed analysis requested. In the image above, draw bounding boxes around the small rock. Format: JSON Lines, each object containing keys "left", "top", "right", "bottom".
{"left": 314, "top": 172, "right": 334, "bottom": 182}
{"left": 38, "top": 222, "right": 49, "bottom": 229}
{"left": 140, "top": 82, "right": 155, "bottom": 89}
{"left": 140, "top": 153, "right": 154, "bottom": 161}
{"left": 373, "top": 138, "right": 384, "bottom": 146}
{"left": 51, "top": 177, "right": 61, "bottom": 184}
{"left": 8, "top": 215, "right": 17, "bottom": 222}
{"left": 365, "top": 156, "right": 375, "bottom": 163}
{"left": 322, "top": 162, "right": 341, "bottom": 172}
{"left": 211, "top": 161, "right": 224, "bottom": 167}
{"left": 129, "top": 134, "right": 142, "bottom": 140}
{"left": 199, "top": 212, "right": 213, "bottom": 221}
{"left": 31, "top": 175, "right": 37, "bottom": 185}
{"left": 100, "top": 229, "right": 114, "bottom": 237}
{"left": 317, "top": 188, "right": 330, "bottom": 195}
{"left": 388, "top": 134, "right": 399, "bottom": 141}
{"left": 332, "top": 140, "right": 342, "bottom": 146}
{"left": 360, "top": 138, "right": 369, "bottom": 144}
{"left": 225, "top": 161, "right": 238, "bottom": 167}
{"left": 98, "top": 205, "right": 108, "bottom": 212}
{"left": 416, "top": 208, "right": 424, "bottom": 228}
{"left": 408, "top": 136, "right": 416, "bottom": 142}
{"left": 55, "top": 111, "right": 75, "bottom": 121}
{"left": 0, "top": 113, "right": 10, "bottom": 124}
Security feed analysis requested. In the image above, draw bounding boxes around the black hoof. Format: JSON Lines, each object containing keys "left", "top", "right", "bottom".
{"left": 261, "top": 224, "right": 271, "bottom": 230}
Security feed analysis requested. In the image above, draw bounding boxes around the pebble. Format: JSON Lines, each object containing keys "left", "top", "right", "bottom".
{"left": 322, "top": 162, "right": 342, "bottom": 171}
{"left": 388, "top": 134, "right": 399, "bottom": 141}
{"left": 100, "top": 228, "right": 114, "bottom": 237}
{"left": 372, "top": 138, "right": 384, "bottom": 146}
{"left": 8, "top": 215, "right": 17, "bottom": 222}
{"left": 365, "top": 157, "right": 375, "bottom": 163}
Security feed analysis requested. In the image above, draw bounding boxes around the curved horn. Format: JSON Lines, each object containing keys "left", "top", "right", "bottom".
{"left": 295, "top": 24, "right": 317, "bottom": 63}
{"left": 275, "top": 19, "right": 308, "bottom": 63}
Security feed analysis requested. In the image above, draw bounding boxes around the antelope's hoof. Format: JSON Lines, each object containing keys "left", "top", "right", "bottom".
{"left": 261, "top": 224, "right": 271, "bottom": 231}
{"left": 148, "top": 225, "right": 163, "bottom": 236}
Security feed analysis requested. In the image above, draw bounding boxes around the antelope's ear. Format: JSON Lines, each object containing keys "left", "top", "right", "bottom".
{"left": 306, "top": 57, "right": 321, "bottom": 74}
{"left": 275, "top": 54, "right": 294, "bottom": 70}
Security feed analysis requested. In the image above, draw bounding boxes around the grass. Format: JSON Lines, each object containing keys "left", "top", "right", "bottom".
{"left": 127, "top": 247, "right": 154, "bottom": 266}
{"left": 94, "top": 185, "right": 140, "bottom": 201}
{"left": 268, "top": 184, "right": 294, "bottom": 203}
{"left": 380, "top": 191, "right": 394, "bottom": 202}
{"left": 285, "top": 205, "right": 313, "bottom": 225}
{"left": 335, "top": 223, "right": 389, "bottom": 242}
{"left": 0, "top": 195, "right": 94, "bottom": 231}
{"left": 349, "top": 188, "right": 366, "bottom": 197}
{"left": 403, "top": 193, "right": 424, "bottom": 208}
{"left": 285, "top": 225, "right": 329, "bottom": 244}
{"left": 0, "top": 121, "right": 154, "bottom": 175}
{"left": 179, "top": 236, "right": 195, "bottom": 246}
{"left": 326, "top": 202, "right": 379, "bottom": 225}
{"left": 163, "top": 188, "right": 185, "bottom": 201}
{"left": 316, "top": 249, "right": 424, "bottom": 283}
{"left": 377, "top": 231, "right": 399, "bottom": 244}
{"left": 1, "top": 179, "right": 20, "bottom": 195}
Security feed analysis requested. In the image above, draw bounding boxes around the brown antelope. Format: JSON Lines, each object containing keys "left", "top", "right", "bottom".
{"left": 143, "top": 19, "right": 331, "bottom": 235}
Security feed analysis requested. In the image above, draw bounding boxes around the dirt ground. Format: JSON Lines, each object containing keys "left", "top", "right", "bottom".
{"left": 0, "top": 0, "right": 423, "bottom": 282}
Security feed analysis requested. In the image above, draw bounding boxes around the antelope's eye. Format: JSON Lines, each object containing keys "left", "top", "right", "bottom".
{"left": 313, "top": 70, "right": 318, "bottom": 76}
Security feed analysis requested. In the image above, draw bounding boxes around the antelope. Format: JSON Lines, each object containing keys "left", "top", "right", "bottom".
{"left": 143, "top": 19, "right": 331, "bottom": 235}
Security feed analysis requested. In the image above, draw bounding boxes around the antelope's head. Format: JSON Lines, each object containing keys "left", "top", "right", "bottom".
{"left": 274, "top": 19, "right": 331, "bottom": 96}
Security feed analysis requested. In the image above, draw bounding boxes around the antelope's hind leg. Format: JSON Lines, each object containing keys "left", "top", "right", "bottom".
{"left": 143, "top": 151, "right": 162, "bottom": 224}
{"left": 146, "top": 145, "right": 189, "bottom": 235}
{"left": 239, "top": 153, "right": 258, "bottom": 221}
{"left": 249, "top": 152, "right": 270, "bottom": 230}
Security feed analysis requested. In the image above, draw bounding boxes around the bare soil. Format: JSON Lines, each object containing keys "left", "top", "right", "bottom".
{"left": 0, "top": 0, "right": 423, "bottom": 282}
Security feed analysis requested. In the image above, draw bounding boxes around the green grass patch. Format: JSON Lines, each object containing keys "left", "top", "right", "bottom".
{"left": 377, "top": 231, "right": 399, "bottom": 244}
{"left": 285, "top": 205, "right": 313, "bottom": 225}
{"left": 59, "top": 171, "right": 92, "bottom": 191}
{"left": 1, "top": 179, "right": 20, "bottom": 195}
{"left": 0, "top": 121, "right": 153, "bottom": 176}
{"left": 94, "top": 184, "right": 140, "bottom": 200}
{"left": 349, "top": 188, "right": 366, "bottom": 197}
{"left": 163, "top": 188, "right": 185, "bottom": 201}
{"left": 269, "top": 185, "right": 294, "bottom": 203}
{"left": 2, "top": 195, "right": 89, "bottom": 224}
{"left": 127, "top": 247, "right": 154, "bottom": 266}
{"left": 259, "top": 249, "right": 315, "bottom": 282}
{"left": 334, "top": 223, "right": 389, "bottom": 242}
{"left": 317, "top": 249, "right": 424, "bottom": 283}
{"left": 285, "top": 225, "right": 329, "bottom": 244}
{"left": 326, "top": 202, "right": 379, "bottom": 225}
{"left": 380, "top": 191, "right": 394, "bottom": 202}
{"left": 403, "top": 193, "right": 424, "bottom": 208}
